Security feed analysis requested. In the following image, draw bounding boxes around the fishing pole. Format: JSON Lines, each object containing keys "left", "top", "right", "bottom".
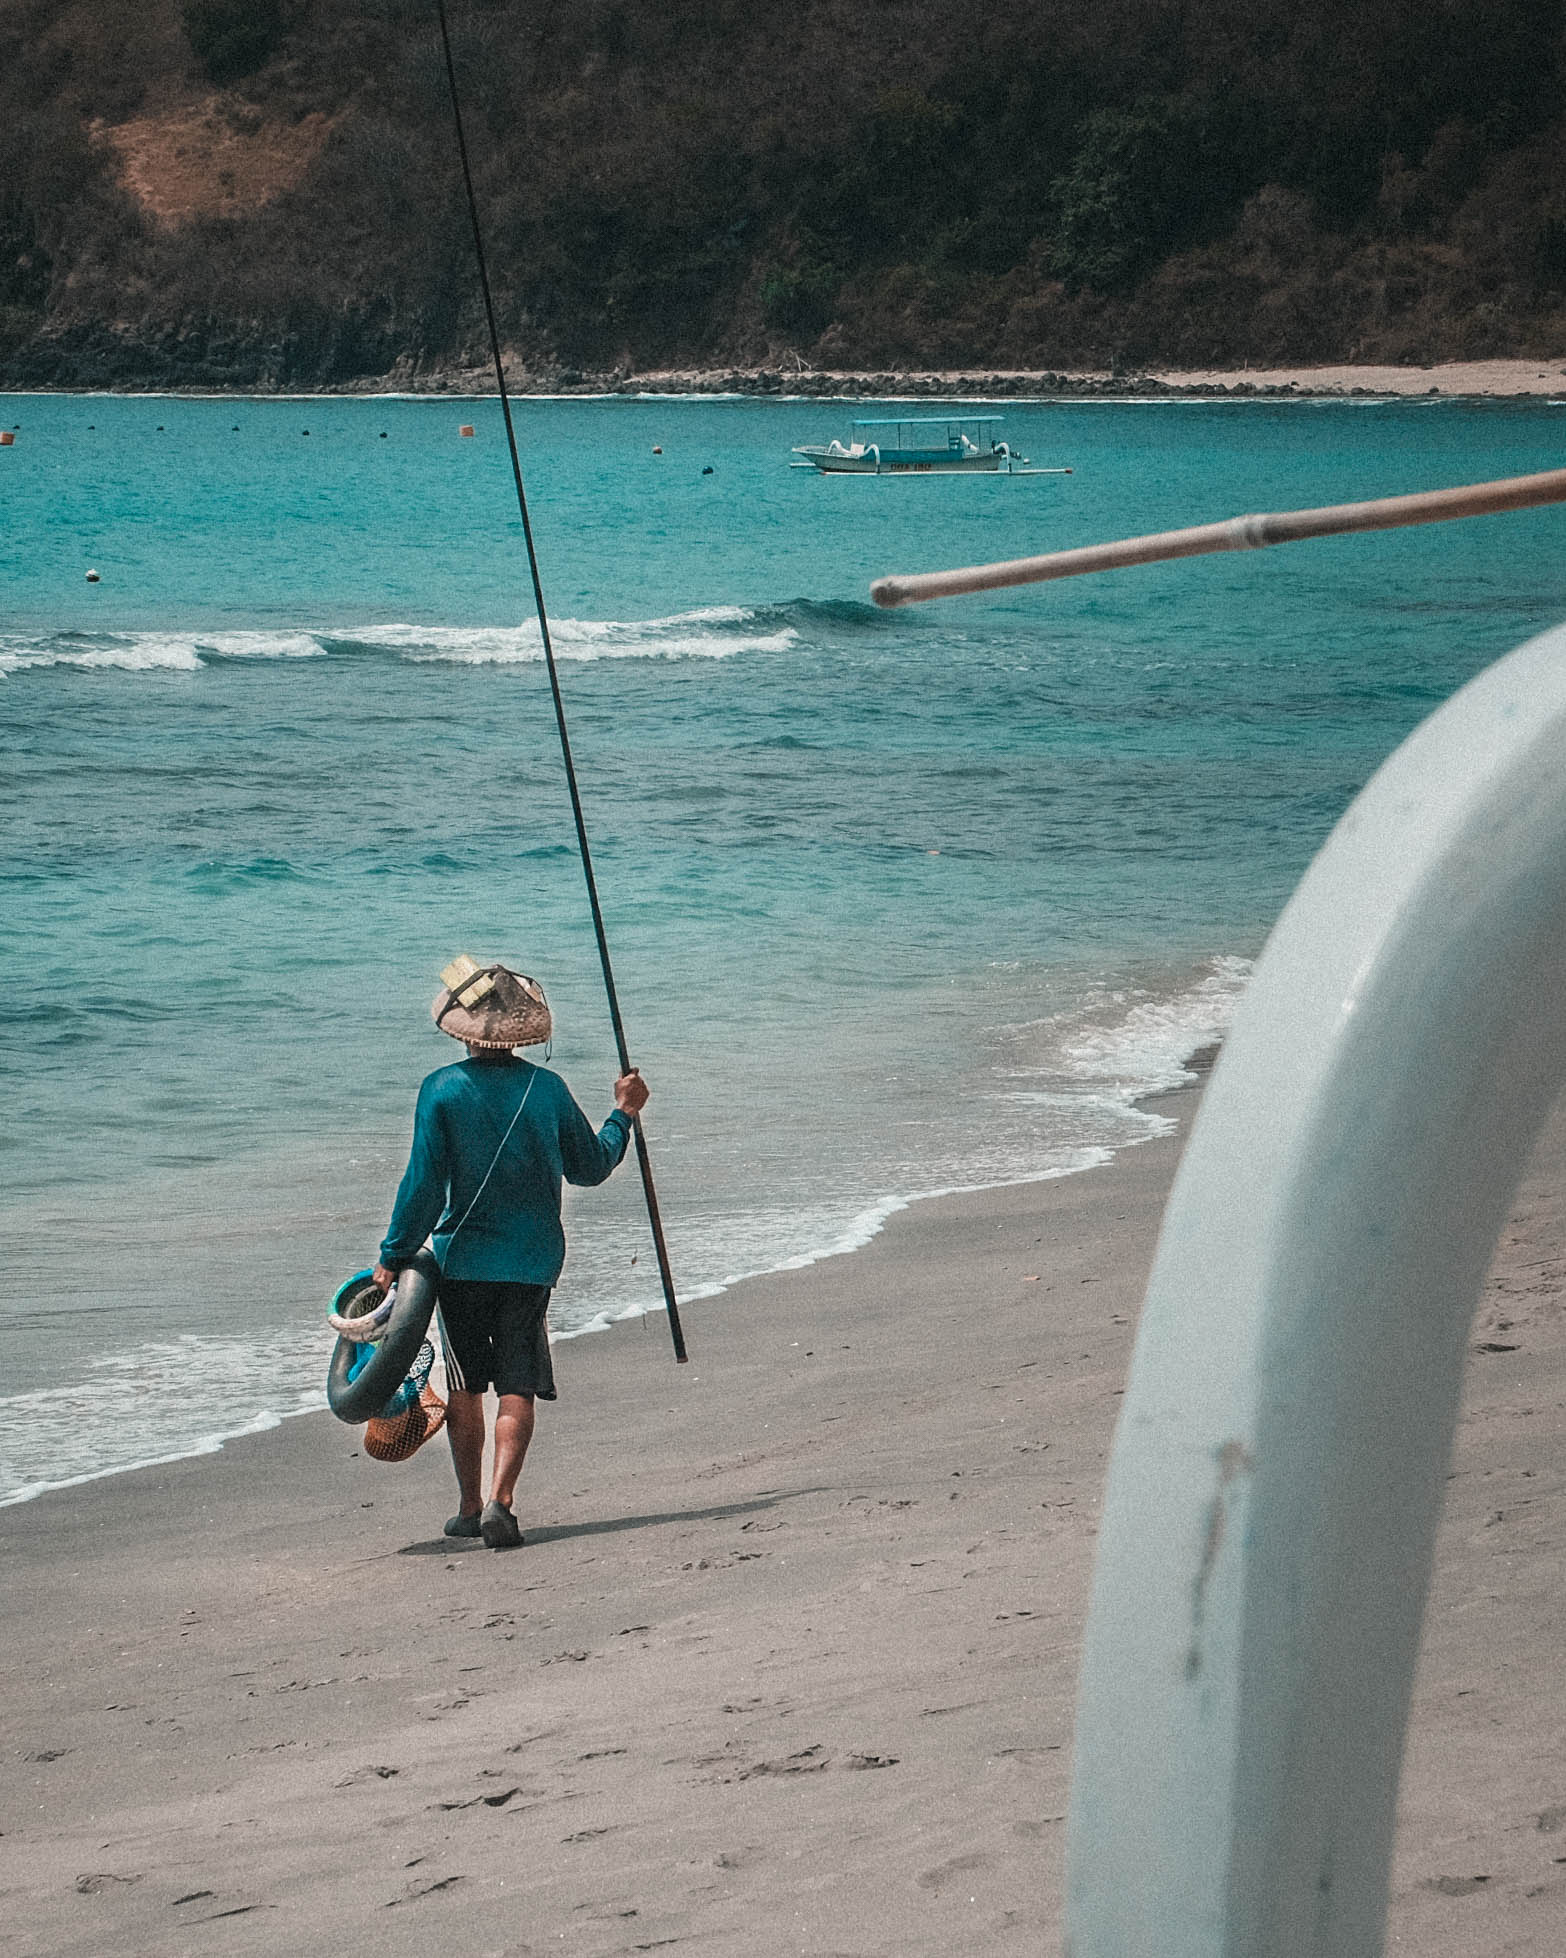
{"left": 870, "top": 465, "right": 1566, "bottom": 607}
{"left": 435, "top": 0, "right": 688, "bottom": 1364}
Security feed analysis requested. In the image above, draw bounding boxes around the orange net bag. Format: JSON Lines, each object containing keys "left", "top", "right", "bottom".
{"left": 364, "top": 1382, "right": 448, "bottom": 1463}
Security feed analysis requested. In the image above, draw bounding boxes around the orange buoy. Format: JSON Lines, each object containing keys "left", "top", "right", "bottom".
{"left": 459, "top": 424, "right": 476, "bottom": 437}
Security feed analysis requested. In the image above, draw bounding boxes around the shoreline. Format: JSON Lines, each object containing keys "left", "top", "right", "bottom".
{"left": 0, "top": 1106, "right": 1162, "bottom": 1511}
{"left": 4, "top": 1072, "right": 1563, "bottom": 1952}
{"left": 1, "top": 1086, "right": 1199, "bottom": 1955}
{"left": 5, "top": 357, "right": 1566, "bottom": 402}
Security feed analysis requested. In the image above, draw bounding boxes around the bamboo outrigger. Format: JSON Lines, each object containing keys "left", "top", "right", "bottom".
{"left": 870, "top": 466, "right": 1566, "bottom": 607}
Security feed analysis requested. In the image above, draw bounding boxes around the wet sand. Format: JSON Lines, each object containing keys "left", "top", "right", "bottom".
{"left": 3, "top": 1081, "right": 1564, "bottom": 1954}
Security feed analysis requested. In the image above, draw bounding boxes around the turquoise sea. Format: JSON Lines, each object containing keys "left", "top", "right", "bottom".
{"left": 3, "top": 389, "right": 1565, "bottom": 1503}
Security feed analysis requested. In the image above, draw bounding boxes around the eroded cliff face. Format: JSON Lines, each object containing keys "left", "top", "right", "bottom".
{"left": 95, "top": 98, "right": 337, "bottom": 227}
{"left": 5, "top": 0, "right": 1566, "bottom": 390}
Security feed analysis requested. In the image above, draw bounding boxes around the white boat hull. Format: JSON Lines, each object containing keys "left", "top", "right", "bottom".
{"left": 794, "top": 447, "right": 1020, "bottom": 473}
{"left": 791, "top": 417, "right": 1068, "bottom": 478}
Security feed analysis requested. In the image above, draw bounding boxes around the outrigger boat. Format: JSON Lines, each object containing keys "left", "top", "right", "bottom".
{"left": 792, "top": 415, "right": 1068, "bottom": 476}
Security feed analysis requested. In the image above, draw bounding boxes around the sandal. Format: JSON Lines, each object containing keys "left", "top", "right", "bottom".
{"left": 480, "top": 1499, "right": 523, "bottom": 1550}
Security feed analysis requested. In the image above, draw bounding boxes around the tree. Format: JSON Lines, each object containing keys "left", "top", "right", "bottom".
{"left": 182, "top": 0, "right": 292, "bottom": 85}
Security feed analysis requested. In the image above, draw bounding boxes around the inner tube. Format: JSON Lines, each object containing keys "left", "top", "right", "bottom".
{"left": 326, "top": 1250, "right": 440, "bottom": 1424}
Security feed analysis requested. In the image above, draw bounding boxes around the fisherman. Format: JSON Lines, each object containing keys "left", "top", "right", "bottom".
{"left": 371, "top": 956, "right": 649, "bottom": 1550}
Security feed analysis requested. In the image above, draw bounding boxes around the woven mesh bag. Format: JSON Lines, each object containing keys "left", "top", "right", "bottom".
{"left": 364, "top": 1382, "right": 448, "bottom": 1463}
{"left": 363, "top": 1343, "right": 446, "bottom": 1463}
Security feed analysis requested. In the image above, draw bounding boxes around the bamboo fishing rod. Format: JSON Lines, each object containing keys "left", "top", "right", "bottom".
{"left": 870, "top": 466, "right": 1566, "bottom": 608}
{"left": 436, "top": 0, "right": 687, "bottom": 1363}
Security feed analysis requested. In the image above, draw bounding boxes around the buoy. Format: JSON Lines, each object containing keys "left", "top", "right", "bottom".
{"left": 380, "top": 431, "right": 388, "bottom": 439}
{"left": 702, "top": 465, "right": 714, "bottom": 475}
{"left": 459, "top": 423, "right": 475, "bottom": 437}
{"left": 86, "top": 569, "right": 100, "bottom": 582}
{"left": 302, "top": 429, "right": 311, "bottom": 436}
{"left": 652, "top": 445, "right": 662, "bottom": 455}
{"left": 157, "top": 425, "right": 164, "bottom": 431}
{"left": 0, "top": 431, "right": 13, "bottom": 446}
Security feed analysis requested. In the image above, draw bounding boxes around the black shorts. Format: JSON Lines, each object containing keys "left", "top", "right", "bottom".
{"left": 436, "top": 1278, "right": 557, "bottom": 1400}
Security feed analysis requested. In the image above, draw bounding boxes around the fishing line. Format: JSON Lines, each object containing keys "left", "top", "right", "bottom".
{"left": 435, "top": 0, "right": 687, "bottom": 1363}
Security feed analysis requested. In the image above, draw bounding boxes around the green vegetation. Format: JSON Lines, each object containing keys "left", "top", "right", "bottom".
{"left": 4, "top": 0, "right": 1565, "bottom": 385}
{"left": 182, "top": 0, "right": 294, "bottom": 83}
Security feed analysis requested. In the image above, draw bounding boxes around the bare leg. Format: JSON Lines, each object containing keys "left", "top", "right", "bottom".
{"left": 445, "top": 1387, "right": 487, "bottom": 1517}
{"left": 490, "top": 1393, "right": 535, "bottom": 1511}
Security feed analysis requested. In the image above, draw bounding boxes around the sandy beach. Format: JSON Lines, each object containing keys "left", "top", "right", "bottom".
{"left": 3, "top": 1078, "right": 1564, "bottom": 1955}
{"left": 583, "top": 358, "right": 1566, "bottom": 399}
{"left": 1146, "top": 360, "right": 1566, "bottom": 398}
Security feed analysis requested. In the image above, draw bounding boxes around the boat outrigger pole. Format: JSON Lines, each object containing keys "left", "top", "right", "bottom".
{"left": 436, "top": 0, "right": 688, "bottom": 1364}
{"left": 870, "top": 467, "right": 1566, "bottom": 608}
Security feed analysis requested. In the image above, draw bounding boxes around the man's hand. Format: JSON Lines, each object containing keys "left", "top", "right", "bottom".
{"left": 614, "top": 1068, "right": 650, "bottom": 1118}
{"left": 371, "top": 1263, "right": 396, "bottom": 1295}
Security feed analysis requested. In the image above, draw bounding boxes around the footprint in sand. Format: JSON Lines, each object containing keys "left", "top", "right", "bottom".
{"left": 1424, "top": 1874, "right": 1491, "bottom": 1896}
{"left": 737, "top": 1745, "right": 828, "bottom": 1780}
{"left": 714, "top": 1849, "right": 762, "bottom": 1870}
{"left": 389, "top": 1874, "right": 465, "bottom": 1905}
{"left": 918, "top": 1852, "right": 993, "bottom": 1893}
{"left": 432, "top": 1786, "right": 524, "bottom": 1811}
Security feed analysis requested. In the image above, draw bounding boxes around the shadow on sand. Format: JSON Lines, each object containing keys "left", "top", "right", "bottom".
{"left": 394, "top": 1486, "right": 823, "bottom": 1557}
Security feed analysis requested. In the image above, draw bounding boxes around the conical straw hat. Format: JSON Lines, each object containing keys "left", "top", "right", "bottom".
{"left": 431, "top": 956, "right": 552, "bottom": 1050}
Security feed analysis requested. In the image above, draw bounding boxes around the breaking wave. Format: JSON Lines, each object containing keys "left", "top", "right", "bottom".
{"left": 1048, "top": 955, "right": 1251, "bottom": 1096}
{"left": 0, "top": 602, "right": 864, "bottom": 677}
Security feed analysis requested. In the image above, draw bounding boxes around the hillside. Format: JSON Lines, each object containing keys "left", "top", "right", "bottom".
{"left": 4, "top": 0, "right": 1566, "bottom": 389}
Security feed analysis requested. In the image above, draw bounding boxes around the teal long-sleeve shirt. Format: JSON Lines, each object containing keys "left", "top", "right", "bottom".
{"left": 379, "top": 1055, "right": 633, "bottom": 1284}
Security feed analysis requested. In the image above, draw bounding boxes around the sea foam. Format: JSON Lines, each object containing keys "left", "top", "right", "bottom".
{"left": 0, "top": 608, "right": 799, "bottom": 678}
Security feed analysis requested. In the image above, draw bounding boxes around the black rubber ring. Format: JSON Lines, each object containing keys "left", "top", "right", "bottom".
{"left": 326, "top": 1249, "right": 440, "bottom": 1424}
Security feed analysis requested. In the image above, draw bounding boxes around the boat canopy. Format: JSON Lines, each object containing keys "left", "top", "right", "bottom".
{"left": 850, "top": 416, "right": 1005, "bottom": 426}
